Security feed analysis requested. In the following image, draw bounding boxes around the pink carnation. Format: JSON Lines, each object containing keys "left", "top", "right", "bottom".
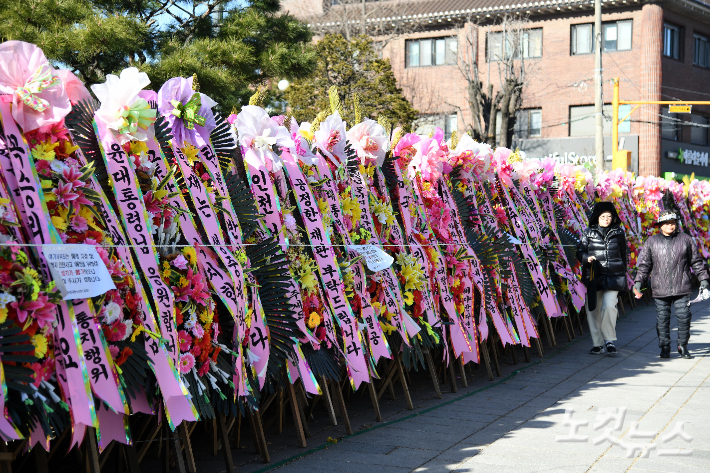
{"left": 179, "top": 352, "right": 196, "bottom": 374}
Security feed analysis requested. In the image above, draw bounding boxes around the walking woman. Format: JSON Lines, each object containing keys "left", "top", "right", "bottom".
{"left": 577, "top": 202, "right": 627, "bottom": 355}
{"left": 633, "top": 210, "right": 709, "bottom": 359}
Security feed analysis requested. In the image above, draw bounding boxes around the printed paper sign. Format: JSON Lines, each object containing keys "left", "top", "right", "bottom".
{"left": 43, "top": 244, "right": 116, "bottom": 300}
{"left": 348, "top": 245, "right": 394, "bottom": 272}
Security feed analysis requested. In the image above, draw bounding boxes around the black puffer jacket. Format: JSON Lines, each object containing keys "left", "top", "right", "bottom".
{"left": 577, "top": 224, "right": 628, "bottom": 291}
{"left": 634, "top": 231, "right": 709, "bottom": 298}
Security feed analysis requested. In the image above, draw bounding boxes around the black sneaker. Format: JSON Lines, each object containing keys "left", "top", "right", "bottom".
{"left": 678, "top": 345, "right": 692, "bottom": 359}
{"left": 590, "top": 346, "right": 605, "bottom": 355}
{"left": 660, "top": 346, "right": 671, "bottom": 358}
{"left": 605, "top": 342, "right": 617, "bottom": 356}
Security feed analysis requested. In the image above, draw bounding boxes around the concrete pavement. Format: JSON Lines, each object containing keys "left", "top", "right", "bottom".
{"left": 266, "top": 297, "right": 710, "bottom": 473}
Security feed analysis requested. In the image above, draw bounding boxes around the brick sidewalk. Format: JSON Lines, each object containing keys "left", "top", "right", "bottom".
{"left": 263, "top": 297, "right": 710, "bottom": 473}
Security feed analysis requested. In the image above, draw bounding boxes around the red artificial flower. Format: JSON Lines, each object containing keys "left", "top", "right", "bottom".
{"left": 115, "top": 347, "right": 133, "bottom": 366}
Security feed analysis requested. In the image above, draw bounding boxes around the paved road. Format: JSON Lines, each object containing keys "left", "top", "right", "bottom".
{"left": 265, "top": 297, "right": 710, "bottom": 473}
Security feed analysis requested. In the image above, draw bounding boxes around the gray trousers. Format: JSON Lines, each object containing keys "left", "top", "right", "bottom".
{"left": 654, "top": 295, "right": 692, "bottom": 348}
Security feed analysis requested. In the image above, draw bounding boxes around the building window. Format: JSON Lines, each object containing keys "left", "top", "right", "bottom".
{"left": 514, "top": 109, "right": 542, "bottom": 139}
{"left": 571, "top": 24, "right": 593, "bottom": 55}
{"left": 569, "top": 104, "right": 632, "bottom": 137}
{"left": 445, "top": 114, "right": 457, "bottom": 140}
{"left": 406, "top": 37, "right": 457, "bottom": 67}
{"left": 487, "top": 29, "right": 542, "bottom": 61}
{"left": 603, "top": 20, "right": 632, "bottom": 51}
{"left": 572, "top": 21, "right": 632, "bottom": 55}
{"left": 664, "top": 24, "right": 682, "bottom": 59}
{"left": 694, "top": 34, "right": 710, "bottom": 67}
{"left": 690, "top": 115, "right": 709, "bottom": 145}
{"left": 661, "top": 109, "right": 680, "bottom": 141}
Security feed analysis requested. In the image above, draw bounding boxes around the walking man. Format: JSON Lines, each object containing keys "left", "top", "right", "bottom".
{"left": 633, "top": 210, "right": 709, "bottom": 359}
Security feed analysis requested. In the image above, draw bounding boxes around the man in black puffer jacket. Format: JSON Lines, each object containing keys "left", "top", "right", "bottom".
{"left": 633, "top": 210, "right": 709, "bottom": 359}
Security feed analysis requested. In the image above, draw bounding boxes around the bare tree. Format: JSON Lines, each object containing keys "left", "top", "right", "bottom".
{"left": 457, "top": 14, "right": 537, "bottom": 148}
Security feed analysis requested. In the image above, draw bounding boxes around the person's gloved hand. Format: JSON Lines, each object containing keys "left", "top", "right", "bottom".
{"left": 700, "top": 279, "right": 709, "bottom": 291}
{"left": 633, "top": 282, "right": 643, "bottom": 299}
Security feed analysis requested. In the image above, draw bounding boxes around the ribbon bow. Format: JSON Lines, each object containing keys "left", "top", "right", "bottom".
{"left": 15, "top": 65, "right": 59, "bottom": 112}
{"left": 114, "top": 97, "right": 157, "bottom": 136}
{"left": 170, "top": 93, "right": 206, "bottom": 130}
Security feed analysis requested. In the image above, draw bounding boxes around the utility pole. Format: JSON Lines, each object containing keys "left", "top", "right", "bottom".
{"left": 594, "top": 0, "right": 604, "bottom": 171}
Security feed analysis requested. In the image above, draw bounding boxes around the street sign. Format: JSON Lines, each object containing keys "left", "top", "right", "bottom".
{"left": 669, "top": 105, "right": 692, "bottom": 113}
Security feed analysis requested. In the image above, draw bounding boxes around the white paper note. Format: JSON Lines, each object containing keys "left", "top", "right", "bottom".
{"left": 347, "top": 245, "right": 394, "bottom": 273}
{"left": 43, "top": 244, "right": 116, "bottom": 300}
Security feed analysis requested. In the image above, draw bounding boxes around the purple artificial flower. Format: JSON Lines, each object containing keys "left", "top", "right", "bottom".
{"left": 157, "top": 76, "right": 217, "bottom": 148}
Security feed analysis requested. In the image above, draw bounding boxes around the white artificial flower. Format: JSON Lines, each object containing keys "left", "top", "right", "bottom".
{"left": 103, "top": 302, "right": 122, "bottom": 325}
{"left": 235, "top": 105, "right": 294, "bottom": 173}
{"left": 346, "top": 119, "right": 387, "bottom": 166}
{"left": 314, "top": 112, "right": 347, "bottom": 165}
{"left": 50, "top": 159, "right": 68, "bottom": 173}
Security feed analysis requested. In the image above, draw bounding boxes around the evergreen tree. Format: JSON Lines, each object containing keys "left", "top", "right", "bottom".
{"left": 284, "top": 34, "right": 418, "bottom": 128}
{"left": 0, "top": 0, "right": 316, "bottom": 110}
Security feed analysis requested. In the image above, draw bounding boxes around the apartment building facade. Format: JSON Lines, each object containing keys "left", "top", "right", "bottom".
{"left": 284, "top": 0, "right": 710, "bottom": 178}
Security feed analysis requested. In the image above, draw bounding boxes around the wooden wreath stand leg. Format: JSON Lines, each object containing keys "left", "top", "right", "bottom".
{"left": 459, "top": 356, "right": 468, "bottom": 387}
{"left": 247, "top": 409, "right": 270, "bottom": 463}
{"left": 488, "top": 337, "right": 502, "bottom": 377}
{"left": 177, "top": 421, "right": 196, "bottom": 473}
{"left": 85, "top": 427, "right": 102, "bottom": 473}
{"left": 330, "top": 376, "right": 353, "bottom": 435}
{"left": 215, "top": 414, "right": 235, "bottom": 473}
{"left": 319, "top": 376, "right": 338, "bottom": 426}
{"left": 376, "top": 358, "right": 398, "bottom": 402}
{"left": 561, "top": 315, "right": 573, "bottom": 342}
{"left": 422, "top": 348, "right": 442, "bottom": 399}
{"left": 617, "top": 293, "right": 626, "bottom": 316}
{"left": 477, "top": 336, "right": 494, "bottom": 381}
{"left": 392, "top": 349, "right": 414, "bottom": 409}
{"left": 287, "top": 381, "right": 308, "bottom": 447}
{"left": 34, "top": 446, "right": 49, "bottom": 473}
{"left": 367, "top": 374, "right": 383, "bottom": 421}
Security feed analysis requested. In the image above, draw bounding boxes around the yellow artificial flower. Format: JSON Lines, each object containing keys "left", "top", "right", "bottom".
{"left": 51, "top": 215, "right": 68, "bottom": 232}
{"left": 451, "top": 278, "right": 461, "bottom": 288}
{"left": 199, "top": 309, "right": 211, "bottom": 324}
{"left": 32, "top": 334, "right": 48, "bottom": 359}
{"left": 307, "top": 312, "right": 321, "bottom": 329}
{"left": 161, "top": 269, "right": 171, "bottom": 279}
{"left": 396, "top": 253, "right": 425, "bottom": 292}
{"left": 182, "top": 143, "right": 200, "bottom": 165}
{"left": 130, "top": 141, "right": 149, "bottom": 156}
{"left": 299, "top": 129, "right": 314, "bottom": 142}
{"left": 182, "top": 247, "right": 197, "bottom": 265}
{"left": 369, "top": 198, "right": 395, "bottom": 226}
{"left": 0, "top": 307, "right": 7, "bottom": 324}
{"left": 372, "top": 301, "right": 382, "bottom": 312}
{"left": 63, "top": 140, "right": 80, "bottom": 156}
{"left": 403, "top": 291, "right": 414, "bottom": 306}
{"left": 610, "top": 184, "right": 623, "bottom": 199}
{"left": 341, "top": 195, "right": 362, "bottom": 225}
{"left": 78, "top": 205, "right": 101, "bottom": 231}
{"left": 300, "top": 272, "right": 317, "bottom": 293}
{"left": 31, "top": 140, "right": 60, "bottom": 161}
{"left": 178, "top": 277, "right": 188, "bottom": 288}
{"left": 318, "top": 198, "right": 329, "bottom": 216}
{"left": 358, "top": 164, "right": 375, "bottom": 179}
{"left": 163, "top": 260, "right": 170, "bottom": 270}
{"left": 245, "top": 307, "right": 253, "bottom": 329}
{"left": 380, "top": 320, "right": 396, "bottom": 335}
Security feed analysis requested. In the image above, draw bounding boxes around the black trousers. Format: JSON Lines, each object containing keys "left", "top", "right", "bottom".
{"left": 654, "top": 295, "right": 692, "bottom": 348}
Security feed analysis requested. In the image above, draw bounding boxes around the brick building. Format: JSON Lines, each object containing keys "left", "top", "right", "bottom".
{"left": 284, "top": 0, "right": 710, "bottom": 178}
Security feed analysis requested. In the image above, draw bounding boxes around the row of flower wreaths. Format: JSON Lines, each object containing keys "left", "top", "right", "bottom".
{"left": 0, "top": 40, "right": 708, "bottom": 452}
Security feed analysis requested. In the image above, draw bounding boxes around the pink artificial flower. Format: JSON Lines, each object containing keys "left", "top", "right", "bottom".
{"left": 187, "top": 268, "right": 210, "bottom": 304}
{"left": 393, "top": 133, "right": 420, "bottom": 165}
{"left": 109, "top": 345, "right": 120, "bottom": 359}
{"left": 143, "top": 191, "right": 161, "bottom": 214}
{"left": 226, "top": 113, "right": 238, "bottom": 125}
{"left": 61, "top": 166, "right": 85, "bottom": 188}
{"left": 10, "top": 295, "right": 56, "bottom": 328}
{"left": 178, "top": 330, "right": 192, "bottom": 352}
{"left": 30, "top": 358, "right": 55, "bottom": 388}
{"left": 171, "top": 282, "right": 193, "bottom": 303}
{"left": 72, "top": 190, "right": 93, "bottom": 208}
{"left": 179, "top": 352, "right": 196, "bottom": 374}
{"left": 191, "top": 323, "right": 205, "bottom": 339}
{"left": 31, "top": 119, "right": 70, "bottom": 144}
{"left": 191, "top": 345, "right": 202, "bottom": 358}
{"left": 494, "top": 205, "right": 508, "bottom": 227}
{"left": 52, "top": 182, "right": 78, "bottom": 205}
{"left": 171, "top": 255, "right": 188, "bottom": 270}
{"left": 70, "top": 215, "right": 88, "bottom": 232}
{"left": 36, "top": 159, "right": 52, "bottom": 177}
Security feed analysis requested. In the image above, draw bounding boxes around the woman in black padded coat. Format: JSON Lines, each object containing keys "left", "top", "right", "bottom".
{"left": 577, "top": 202, "right": 627, "bottom": 356}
